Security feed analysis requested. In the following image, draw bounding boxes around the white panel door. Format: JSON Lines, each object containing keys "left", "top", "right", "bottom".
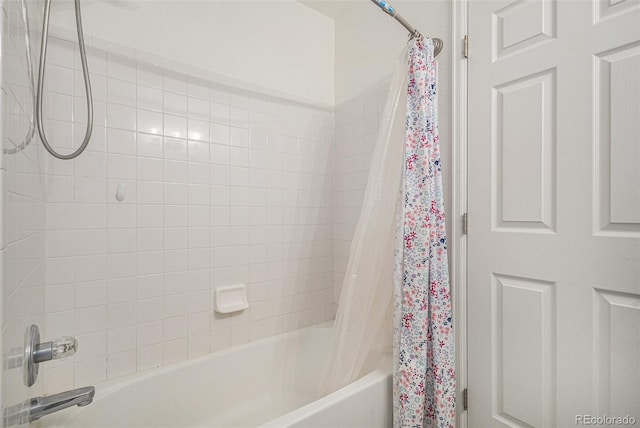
{"left": 468, "top": 0, "right": 640, "bottom": 426}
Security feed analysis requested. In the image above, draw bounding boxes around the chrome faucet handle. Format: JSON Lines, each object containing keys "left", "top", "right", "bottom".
{"left": 23, "top": 325, "right": 78, "bottom": 387}
{"left": 34, "top": 336, "right": 78, "bottom": 363}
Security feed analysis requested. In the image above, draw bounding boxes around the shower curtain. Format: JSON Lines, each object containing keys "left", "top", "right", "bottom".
{"left": 393, "top": 37, "right": 455, "bottom": 428}
{"left": 322, "top": 38, "right": 455, "bottom": 428}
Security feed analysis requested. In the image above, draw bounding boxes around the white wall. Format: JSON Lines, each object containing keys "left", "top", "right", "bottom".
{"left": 38, "top": 36, "right": 336, "bottom": 390}
{"left": 51, "top": 0, "right": 335, "bottom": 106}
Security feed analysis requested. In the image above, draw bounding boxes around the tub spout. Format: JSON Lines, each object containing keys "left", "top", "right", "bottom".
{"left": 3, "top": 386, "right": 95, "bottom": 426}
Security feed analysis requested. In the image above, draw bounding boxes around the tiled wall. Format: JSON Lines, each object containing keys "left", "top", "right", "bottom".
{"left": 1, "top": 0, "right": 48, "bottom": 412}
{"left": 38, "top": 35, "right": 335, "bottom": 391}
{"left": 332, "top": 82, "right": 389, "bottom": 303}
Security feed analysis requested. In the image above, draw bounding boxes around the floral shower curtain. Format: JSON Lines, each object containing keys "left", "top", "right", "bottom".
{"left": 322, "top": 37, "right": 455, "bottom": 428}
{"left": 393, "top": 37, "right": 456, "bottom": 427}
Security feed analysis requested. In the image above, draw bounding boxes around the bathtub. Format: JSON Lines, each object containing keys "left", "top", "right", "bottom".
{"left": 36, "top": 324, "right": 392, "bottom": 428}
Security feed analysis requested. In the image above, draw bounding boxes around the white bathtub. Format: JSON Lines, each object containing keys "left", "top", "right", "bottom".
{"left": 36, "top": 324, "right": 392, "bottom": 428}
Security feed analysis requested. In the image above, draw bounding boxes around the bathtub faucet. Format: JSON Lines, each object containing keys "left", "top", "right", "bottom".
{"left": 3, "top": 386, "right": 95, "bottom": 426}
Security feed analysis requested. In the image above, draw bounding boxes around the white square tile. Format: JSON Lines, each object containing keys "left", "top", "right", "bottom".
{"left": 210, "top": 186, "right": 230, "bottom": 206}
{"left": 137, "top": 297, "right": 163, "bottom": 323}
{"left": 188, "top": 140, "right": 209, "bottom": 163}
{"left": 75, "top": 331, "right": 107, "bottom": 361}
{"left": 210, "top": 103, "right": 230, "bottom": 124}
{"left": 163, "top": 205, "right": 188, "bottom": 227}
{"left": 230, "top": 127, "right": 249, "bottom": 147}
{"left": 75, "top": 177, "right": 107, "bottom": 203}
{"left": 188, "top": 227, "right": 209, "bottom": 249}
{"left": 188, "top": 162, "right": 209, "bottom": 185}
{"left": 163, "top": 337, "right": 187, "bottom": 364}
{"left": 137, "top": 274, "right": 164, "bottom": 298}
{"left": 76, "top": 306, "right": 107, "bottom": 334}
{"left": 137, "top": 251, "right": 164, "bottom": 276}
{"left": 187, "top": 292, "right": 210, "bottom": 316}
{"left": 187, "top": 185, "right": 209, "bottom": 206}
{"left": 45, "top": 284, "right": 75, "bottom": 313}
{"left": 108, "top": 277, "right": 137, "bottom": 303}
{"left": 74, "top": 229, "right": 107, "bottom": 256}
{"left": 107, "top": 78, "right": 136, "bottom": 106}
{"left": 188, "top": 248, "right": 209, "bottom": 270}
{"left": 164, "top": 228, "right": 188, "bottom": 250}
{"left": 163, "top": 249, "right": 188, "bottom": 273}
{"left": 188, "top": 206, "right": 209, "bottom": 227}
{"left": 230, "top": 147, "right": 249, "bottom": 167}
{"left": 137, "top": 157, "right": 163, "bottom": 181}
{"left": 137, "top": 133, "right": 163, "bottom": 158}
{"left": 74, "top": 357, "right": 107, "bottom": 386}
{"left": 75, "top": 255, "right": 108, "bottom": 282}
{"left": 188, "top": 333, "right": 209, "bottom": 358}
{"left": 137, "top": 228, "right": 163, "bottom": 252}
{"left": 74, "top": 152, "right": 107, "bottom": 178}
{"left": 230, "top": 323, "right": 251, "bottom": 346}
{"left": 210, "top": 143, "right": 230, "bottom": 165}
{"left": 108, "top": 204, "right": 137, "bottom": 228}
{"left": 163, "top": 183, "right": 188, "bottom": 205}
{"left": 137, "top": 205, "right": 163, "bottom": 228}
{"left": 163, "top": 160, "right": 188, "bottom": 183}
{"left": 188, "top": 269, "right": 209, "bottom": 292}
{"left": 137, "top": 344, "right": 163, "bottom": 371}
{"left": 188, "top": 119, "right": 209, "bottom": 142}
{"left": 137, "top": 320, "right": 163, "bottom": 347}
{"left": 108, "top": 301, "right": 136, "bottom": 328}
{"left": 106, "top": 103, "right": 136, "bottom": 130}
{"left": 75, "top": 281, "right": 107, "bottom": 308}
{"left": 46, "top": 230, "right": 74, "bottom": 258}
{"left": 164, "top": 92, "right": 187, "bottom": 117}
{"left": 164, "top": 114, "right": 187, "bottom": 139}
{"left": 188, "top": 97, "right": 209, "bottom": 120}
{"left": 137, "top": 86, "right": 163, "bottom": 111}
{"left": 137, "top": 109, "right": 163, "bottom": 135}
{"left": 163, "top": 316, "right": 187, "bottom": 340}
{"left": 137, "top": 181, "right": 163, "bottom": 205}
{"left": 108, "top": 154, "right": 137, "bottom": 179}
{"left": 107, "top": 228, "right": 136, "bottom": 253}
{"left": 229, "top": 167, "right": 248, "bottom": 187}
{"left": 210, "top": 123, "right": 230, "bottom": 145}
{"left": 107, "top": 350, "right": 136, "bottom": 379}
{"left": 210, "top": 328, "right": 230, "bottom": 352}
{"left": 107, "top": 326, "right": 137, "bottom": 354}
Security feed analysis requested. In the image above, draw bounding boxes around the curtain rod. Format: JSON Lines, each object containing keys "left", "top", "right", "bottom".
{"left": 369, "top": 0, "right": 443, "bottom": 57}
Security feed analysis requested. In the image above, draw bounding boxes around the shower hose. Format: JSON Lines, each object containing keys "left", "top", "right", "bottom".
{"left": 27, "top": 0, "right": 94, "bottom": 160}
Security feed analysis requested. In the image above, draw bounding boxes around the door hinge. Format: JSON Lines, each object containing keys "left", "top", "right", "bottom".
{"left": 462, "top": 213, "right": 468, "bottom": 235}
{"left": 463, "top": 35, "right": 469, "bottom": 58}
{"left": 463, "top": 388, "right": 468, "bottom": 411}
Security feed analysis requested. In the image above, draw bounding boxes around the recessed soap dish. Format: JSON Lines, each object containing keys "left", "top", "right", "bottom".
{"left": 214, "top": 284, "right": 249, "bottom": 314}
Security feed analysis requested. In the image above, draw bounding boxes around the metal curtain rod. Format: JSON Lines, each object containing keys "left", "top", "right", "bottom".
{"left": 369, "top": 0, "right": 443, "bottom": 57}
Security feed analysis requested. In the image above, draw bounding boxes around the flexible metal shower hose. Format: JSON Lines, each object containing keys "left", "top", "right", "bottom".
{"left": 35, "top": 0, "right": 94, "bottom": 160}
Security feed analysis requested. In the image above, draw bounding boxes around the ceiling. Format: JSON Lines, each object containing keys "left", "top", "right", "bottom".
{"left": 297, "top": 0, "right": 352, "bottom": 20}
